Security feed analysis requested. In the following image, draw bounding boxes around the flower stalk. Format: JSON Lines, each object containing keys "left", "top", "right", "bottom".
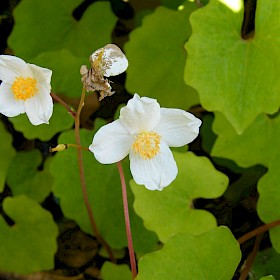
{"left": 117, "top": 161, "right": 137, "bottom": 279}
{"left": 74, "top": 87, "right": 115, "bottom": 263}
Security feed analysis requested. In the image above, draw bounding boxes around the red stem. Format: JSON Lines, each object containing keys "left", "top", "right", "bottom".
{"left": 50, "top": 92, "right": 76, "bottom": 118}
{"left": 238, "top": 219, "right": 280, "bottom": 245}
{"left": 74, "top": 88, "right": 115, "bottom": 263}
{"left": 117, "top": 161, "right": 137, "bottom": 279}
{"left": 238, "top": 234, "right": 263, "bottom": 280}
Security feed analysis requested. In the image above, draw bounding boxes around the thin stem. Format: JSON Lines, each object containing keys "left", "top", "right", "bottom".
{"left": 74, "top": 87, "right": 116, "bottom": 263}
{"left": 49, "top": 143, "right": 89, "bottom": 153}
{"left": 195, "top": 0, "right": 203, "bottom": 8}
{"left": 238, "top": 219, "right": 280, "bottom": 245}
{"left": 51, "top": 92, "right": 76, "bottom": 118}
{"left": 238, "top": 234, "right": 263, "bottom": 280}
{"left": 117, "top": 161, "right": 137, "bottom": 279}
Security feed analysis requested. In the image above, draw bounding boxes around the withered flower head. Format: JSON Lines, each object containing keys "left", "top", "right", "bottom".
{"left": 80, "top": 44, "right": 128, "bottom": 101}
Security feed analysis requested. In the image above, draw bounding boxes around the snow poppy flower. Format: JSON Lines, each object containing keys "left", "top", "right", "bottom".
{"left": 80, "top": 44, "right": 128, "bottom": 101}
{"left": 89, "top": 94, "right": 202, "bottom": 191}
{"left": 0, "top": 55, "right": 53, "bottom": 125}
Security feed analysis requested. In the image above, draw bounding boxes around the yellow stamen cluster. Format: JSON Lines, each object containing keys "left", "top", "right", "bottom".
{"left": 132, "top": 132, "right": 161, "bottom": 159}
{"left": 11, "top": 76, "right": 38, "bottom": 101}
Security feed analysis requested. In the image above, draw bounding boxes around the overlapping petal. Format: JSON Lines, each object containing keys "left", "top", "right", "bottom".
{"left": 0, "top": 55, "right": 31, "bottom": 84}
{"left": 0, "top": 83, "right": 25, "bottom": 117}
{"left": 120, "top": 94, "right": 161, "bottom": 134}
{"left": 154, "top": 108, "right": 202, "bottom": 147}
{"left": 24, "top": 84, "right": 53, "bottom": 125}
{"left": 90, "top": 120, "right": 134, "bottom": 164}
{"left": 129, "top": 142, "right": 178, "bottom": 191}
{"left": 29, "top": 64, "right": 52, "bottom": 85}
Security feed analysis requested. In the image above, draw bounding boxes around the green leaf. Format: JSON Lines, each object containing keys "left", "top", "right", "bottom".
{"left": 0, "top": 122, "right": 16, "bottom": 192}
{"left": 125, "top": 3, "right": 199, "bottom": 110}
{"left": 0, "top": 195, "right": 58, "bottom": 274}
{"left": 7, "top": 150, "right": 53, "bottom": 202}
{"left": 250, "top": 247, "right": 280, "bottom": 280}
{"left": 259, "top": 277, "right": 276, "bottom": 280}
{"left": 257, "top": 155, "right": 280, "bottom": 252}
{"left": 9, "top": 0, "right": 117, "bottom": 59}
{"left": 31, "top": 50, "right": 87, "bottom": 98}
{"left": 50, "top": 128, "right": 158, "bottom": 253}
{"left": 185, "top": 0, "right": 280, "bottom": 133}
{"left": 211, "top": 112, "right": 280, "bottom": 168}
{"left": 131, "top": 152, "right": 228, "bottom": 242}
{"left": 101, "top": 262, "right": 131, "bottom": 280}
{"left": 9, "top": 103, "right": 74, "bottom": 141}
{"left": 136, "top": 226, "right": 241, "bottom": 280}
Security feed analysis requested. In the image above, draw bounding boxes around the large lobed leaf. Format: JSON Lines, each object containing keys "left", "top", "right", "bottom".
{"left": 185, "top": 0, "right": 280, "bottom": 133}
{"left": 211, "top": 112, "right": 280, "bottom": 168}
{"left": 8, "top": 0, "right": 117, "bottom": 60}
{"left": 6, "top": 150, "right": 53, "bottom": 202}
{"left": 0, "top": 195, "right": 58, "bottom": 274}
{"left": 125, "top": 2, "right": 199, "bottom": 110}
{"left": 136, "top": 226, "right": 241, "bottom": 280}
{"left": 131, "top": 152, "right": 228, "bottom": 242}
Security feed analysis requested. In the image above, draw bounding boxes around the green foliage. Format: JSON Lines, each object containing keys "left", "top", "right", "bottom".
{"left": 0, "top": 122, "right": 15, "bottom": 192}
{"left": 0, "top": 195, "right": 58, "bottom": 274}
{"left": 257, "top": 156, "right": 280, "bottom": 252}
{"left": 136, "top": 226, "right": 241, "bottom": 280}
{"left": 211, "top": 112, "right": 280, "bottom": 167}
{"left": 50, "top": 128, "right": 158, "bottom": 253}
{"left": 259, "top": 277, "right": 275, "bottom": 280}
{"left": 2, "top": 0, "right": 280, "bottom": 276}
{"left": 6, "top": 150, "right": 52, "bottom": 202}
{"left": 101, "top": 262, "right": 131, "bottom": 280}
{"left": 125, "top": 2, "right": 199, "bottom": 110}
{"left": 131, "top": 152, "right": 228, "bottom": 242}
{"left": 9, "top": 0, "right": 117, "bottom": 60}
{"left": 250, "top": 248, "right": 280, "bottom": 280}
{"left": 9, "top": 104, "right": 74, "bottom": 140}
{"left": 31, "top": 50, "right": 87, "bottom": 98}
{"left": 185, "top": 0, "right": 280, "bottom": 133}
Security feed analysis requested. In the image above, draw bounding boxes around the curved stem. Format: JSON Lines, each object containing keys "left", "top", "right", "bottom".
{"left": 238, "top": 234, "right": 263, "bottom": 280}
{"left": 238, "top": 219, "right": 280, "bottom": 245}
{"left": 74, "top": 87, "right": 115, "bottom": 263}
{"left": 50, "top": 92, "right": 76, "bottom": 118}
{"left": 117, "top": 161, "right": 137, "bottom": 279}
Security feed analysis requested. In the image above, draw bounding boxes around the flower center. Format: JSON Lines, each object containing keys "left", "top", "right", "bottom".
{"left": 132, "top": 132, "right": 161, "bottom": 159}
{"left": 11, "top": 76, "right": 38, "bottom": 101}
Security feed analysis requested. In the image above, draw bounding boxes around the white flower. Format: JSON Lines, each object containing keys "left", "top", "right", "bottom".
{"left": 0, "top": 55, "right": 53, "bottom": 125}
{"left": 89, "top": 94, "right": 202, "bottom": 191}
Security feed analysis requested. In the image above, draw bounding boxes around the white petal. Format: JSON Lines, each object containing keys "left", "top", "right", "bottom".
{"left": 0, "top": 83, "right": 25, "bottom": 117}
{"left": 120, "top": 94, "right": 161, "bottom": 134}
{"left": 0, "top": 55, "right": 31, "bottom": 84}
{"left": 28, "top": 63, "right": 52, "bottom": 84}
{"left": 24, "top": 84, "right": 53, "bottom": 125}
{"left": 154, "top": 108, "right": 202, "bottom": 147}
{"left": 129, "top": 142, "right": 178, "bottom": 191}
{"left": 102, "top": 44, "right": 128, "bottom": 77}
{"left": 90, "top": 120, "right": 134, "bottom": 164}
